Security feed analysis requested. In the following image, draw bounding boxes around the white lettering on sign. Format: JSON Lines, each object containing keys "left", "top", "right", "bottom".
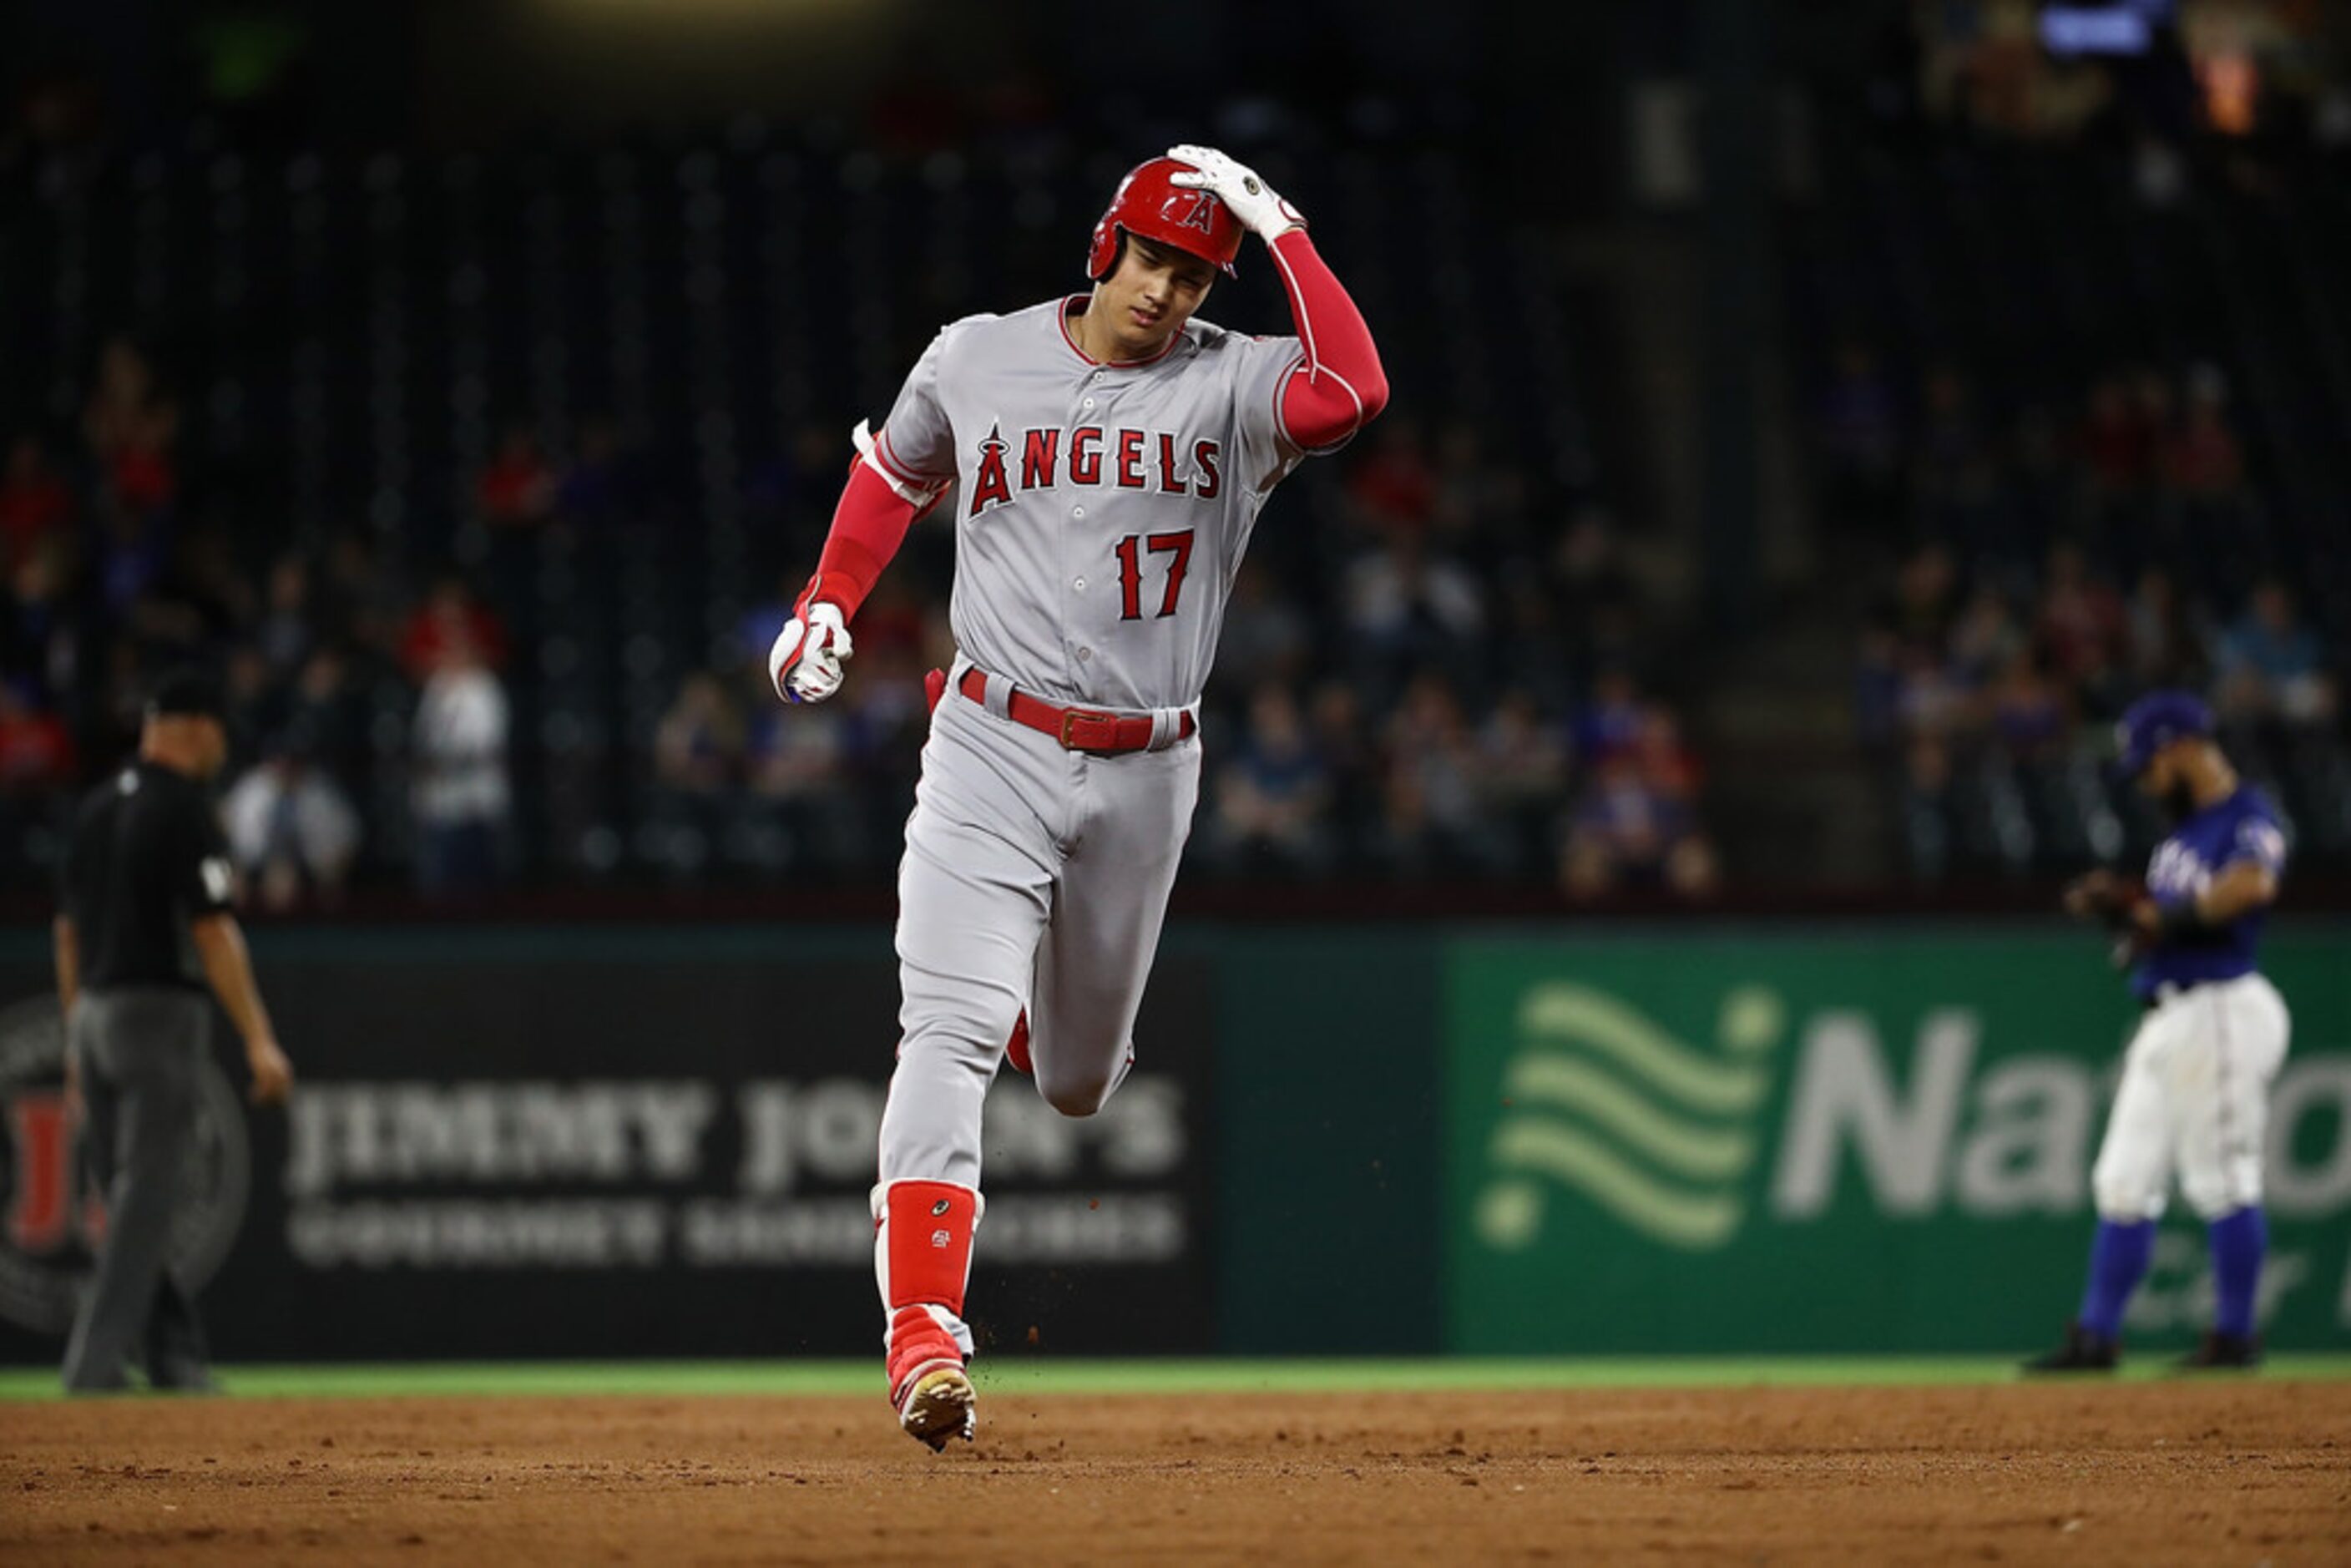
{"left": 284, "top": 1083, "right": 718, "bottom": 1196}
{"left": 286, "top": 1200, "right": 670, "bottom": 1267}
{"left": 1764, "top": 1015, "right": 2347, "bottom": 1227}
{"left": 273, "top": 1074, "right": 1196, "bottom": 1274}
{"left": 2124, "top": 1228, "right": 2309, "bottom": 1332}
{"left": 1952, "top": 1058, "right": 2094, "bottom": 1216}
{"left": 734, "top": 1076, "right": 1187, "bottom": 1196}
{"left": 2268, "top": 1060, "right": 2351, "bottom": 1218}
{"left": 1771, "top": 1009, "right": 1977, "bottom": 1217}
{"left": 676, "top": 1193, "right": 1187, "bottom": 1267}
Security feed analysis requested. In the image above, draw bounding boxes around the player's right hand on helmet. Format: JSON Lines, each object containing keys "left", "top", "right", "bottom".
{"left": 1165, "top": 144, "right": 1305, "bottom": 240}
{"left": 769, "top": 601, "right": 852, "bottom": 705}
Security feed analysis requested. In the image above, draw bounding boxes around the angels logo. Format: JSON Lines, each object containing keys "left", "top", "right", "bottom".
{"left": 1161, "top": 190, "right": 1220, "bottom": 236}
{"left": 0, "top": 996, "right": 249, "bottom": 1333}
{"left": 968, "top": 424, "right": 1014, "bottom": 517}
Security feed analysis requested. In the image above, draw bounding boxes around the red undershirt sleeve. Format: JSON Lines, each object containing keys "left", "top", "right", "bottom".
{"left": 1268, "top": 229, "right": 1391, "bottom": 453}
{"left": 798, "top": 459, "right": 928, "bottom": 622}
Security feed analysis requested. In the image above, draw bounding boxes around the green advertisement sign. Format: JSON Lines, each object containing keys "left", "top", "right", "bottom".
{"left": 1444, "top": 930, "right": 2351, "bottom": 1353}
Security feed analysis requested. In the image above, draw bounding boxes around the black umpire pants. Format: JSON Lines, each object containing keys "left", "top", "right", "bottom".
{"left": 60, "top": 989, "right": 214, "bottom": 1393}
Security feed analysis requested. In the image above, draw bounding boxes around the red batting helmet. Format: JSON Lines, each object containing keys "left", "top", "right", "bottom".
{"left": 1085, "top": 156, "right": 1243, "bottom": 281}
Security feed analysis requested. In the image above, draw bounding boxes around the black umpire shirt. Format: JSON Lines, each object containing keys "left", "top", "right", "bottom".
{"left": 58, "top": 761, "right": 236, "bottom": 992}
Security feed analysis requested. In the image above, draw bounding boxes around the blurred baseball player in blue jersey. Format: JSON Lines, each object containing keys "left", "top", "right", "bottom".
{"left": 2029, "top": 691, "right": 2292, "bottom": 1372}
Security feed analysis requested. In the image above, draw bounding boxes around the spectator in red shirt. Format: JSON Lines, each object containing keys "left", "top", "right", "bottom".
{"left": 2035, "top": 542, "right": 2127, "bottom": 685}
{"left": 1633, "top": 703, "right": 1705, "bottom": 802}
{"left": 2075, "top": 373, "right": 2150, "bottom": 494}
{"left": 109, "top": 420, "right": 177, "bottom": 514}
{"left": 478, "top": 425, "right": 555, "bottom": 528}
{"left": 81, "top": 338, "right": 179, "bottom": 515}
{"left": 0, "top": 435, "right": 73, "bottom": 572}
{"left": 399, "top": 574, "right": 508, "bottom": 683}
{"left": 2160, "top": 365, "right": 2245, "bottom": 498}
{"left": 0, "top": 681, "right": 74, "bottom": 794}
{"left": 1345, "top": 417, "right": 1437, "bottom": 535}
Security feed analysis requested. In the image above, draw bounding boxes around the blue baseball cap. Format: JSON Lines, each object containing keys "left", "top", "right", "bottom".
{"left": 2114, "top": 690, "right": 2213, "bottom": 779}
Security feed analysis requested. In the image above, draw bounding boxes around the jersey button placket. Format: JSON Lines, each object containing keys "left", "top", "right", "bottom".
{"left": 1068, "top": 374, "right": 1095, "bottom": 691}
{"left": 1071, "top": 503, "right": 1091, "bottom": 679}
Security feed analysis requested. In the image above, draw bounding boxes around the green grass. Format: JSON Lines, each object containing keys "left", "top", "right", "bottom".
{"left": 5, "top": 1354, "right": 2351, "bottom": 1404}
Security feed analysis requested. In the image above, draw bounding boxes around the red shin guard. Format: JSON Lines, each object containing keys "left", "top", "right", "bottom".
{"left": 882, "top": 1180, "right": 978, "bottom": 1315}
{"left": 880, "top": 1180, "right": 980, "bottom": 1401}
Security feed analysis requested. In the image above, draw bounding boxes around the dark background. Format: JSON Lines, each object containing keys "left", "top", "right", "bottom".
{"left": 7, "top": 1, "right": 2343, "bottom": 915}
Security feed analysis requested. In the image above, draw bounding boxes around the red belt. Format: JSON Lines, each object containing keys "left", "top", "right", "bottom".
{"left": 957, "top": 667, "right": 1195, "bottom": 754}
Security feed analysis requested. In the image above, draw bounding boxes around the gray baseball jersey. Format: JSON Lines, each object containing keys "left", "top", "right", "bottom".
{"left": 871, "top": 296, "right": 1330, "bottom": 1359}
{"left": 868, "top": 296, "right": 1318, "bottom": 711}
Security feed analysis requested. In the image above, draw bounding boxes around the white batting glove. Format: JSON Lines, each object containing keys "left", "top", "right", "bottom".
{"left": 1165, "top": 144, "right": 1305, "bottom": 240}
{"left": 768, "top": 601, "right": 852, "bottom": 704}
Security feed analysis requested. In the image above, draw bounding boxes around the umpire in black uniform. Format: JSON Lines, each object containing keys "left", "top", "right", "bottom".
{"left": 52, "top": 670, "right": 295, "bottom": 1393}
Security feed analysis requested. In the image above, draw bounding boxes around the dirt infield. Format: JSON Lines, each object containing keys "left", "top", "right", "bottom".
{"left": 4, "top": 1380, "right": 2348, "bottom": 1565}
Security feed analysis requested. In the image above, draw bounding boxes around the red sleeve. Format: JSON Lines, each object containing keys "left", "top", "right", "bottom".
{"left": 1268, "top": 230, "right": 1390, "bottom": 452}
{"left": 798, "top": 460, "right": 928, "bottom": 622}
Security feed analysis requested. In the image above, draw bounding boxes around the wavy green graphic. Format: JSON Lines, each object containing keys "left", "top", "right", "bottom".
{"left": 1480, "top": 983, "right": 1785, "bottom": 1253}
{"left": 1488, "top": 1120, "right": 1746, "bottom": 1249}
{"left": 1504, "top": 1055, "right": 1753, "bottom": 1180}
{"left": 1517, "top": 985, "right": 1773, "bottom": 1115}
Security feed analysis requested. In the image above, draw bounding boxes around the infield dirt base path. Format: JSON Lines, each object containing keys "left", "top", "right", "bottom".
{"left": 4, "top": 1381, "right": 2348, "bottom": 1565}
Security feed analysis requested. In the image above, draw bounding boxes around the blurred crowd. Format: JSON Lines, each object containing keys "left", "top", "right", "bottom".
{"left": 1833, "top": 349, "right": 2346, "bottom": 875}
{"left": 3, "top": 340, "right": 1716, "bottom": 904}
{"left": 2, "top": 337, "right": 528, "bottom": 904}
{"left": 1905, "top": 0, "right": 2351, "bottom": 150}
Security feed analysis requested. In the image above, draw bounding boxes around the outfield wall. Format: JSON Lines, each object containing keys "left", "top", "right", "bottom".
{"left": 0, "top": 923, "right": 2343, "bottom": 1363}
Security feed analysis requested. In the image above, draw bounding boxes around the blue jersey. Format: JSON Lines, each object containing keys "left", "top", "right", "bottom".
{"left": 2133, "top": 786, "right": 2288, "bottom": 999}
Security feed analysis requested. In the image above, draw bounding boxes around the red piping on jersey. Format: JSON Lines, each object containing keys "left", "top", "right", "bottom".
{"left": 1269, "top": 347, "right": 1314, "bottom": 457}
{"left": 872, "top": 427, "right": 944, "bottom": 488}
{"left": 1058, "top": 296, "right": 1187, "bottom": 369}
{"left": 1267, "top": 230, "right": 1388, "bottom": 451}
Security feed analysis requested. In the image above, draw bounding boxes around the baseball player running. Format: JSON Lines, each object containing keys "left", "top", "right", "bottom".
{"left": 2028, "top": 691, "right": 2290, "bottom": 1372}
{"left": 767, "top": 146, "right": 1387, "bottom": 1446}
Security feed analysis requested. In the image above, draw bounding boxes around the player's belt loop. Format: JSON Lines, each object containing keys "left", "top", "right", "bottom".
{"left": 976, "top": 668, "right": 1014, "bottom": 721}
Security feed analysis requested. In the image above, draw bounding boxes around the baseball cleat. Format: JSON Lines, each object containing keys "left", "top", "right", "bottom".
{"left": 2021, "top": 1321, "right": 2119, "bottom": 1373}
{"left": 895, "top": 1364, "right": 977, "bottom": 1451}
{"left": 2173, "top": 1330, "right": 2261, "bottom": 1371}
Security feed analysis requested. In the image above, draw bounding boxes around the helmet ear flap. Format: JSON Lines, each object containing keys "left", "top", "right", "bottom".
{"left": 1087, "top": 227, "right": 1130, "bottom": 281}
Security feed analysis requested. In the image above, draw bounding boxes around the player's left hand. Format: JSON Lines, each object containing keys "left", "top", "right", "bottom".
{"left": 769, "top": 602, "right": 853, "bottom": 705}
{"left": 1165, "top": 144, "right": 1305, "bottom": 240}
{"left": 2062, "top": 869, "right": 2133, "bottom": 923}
